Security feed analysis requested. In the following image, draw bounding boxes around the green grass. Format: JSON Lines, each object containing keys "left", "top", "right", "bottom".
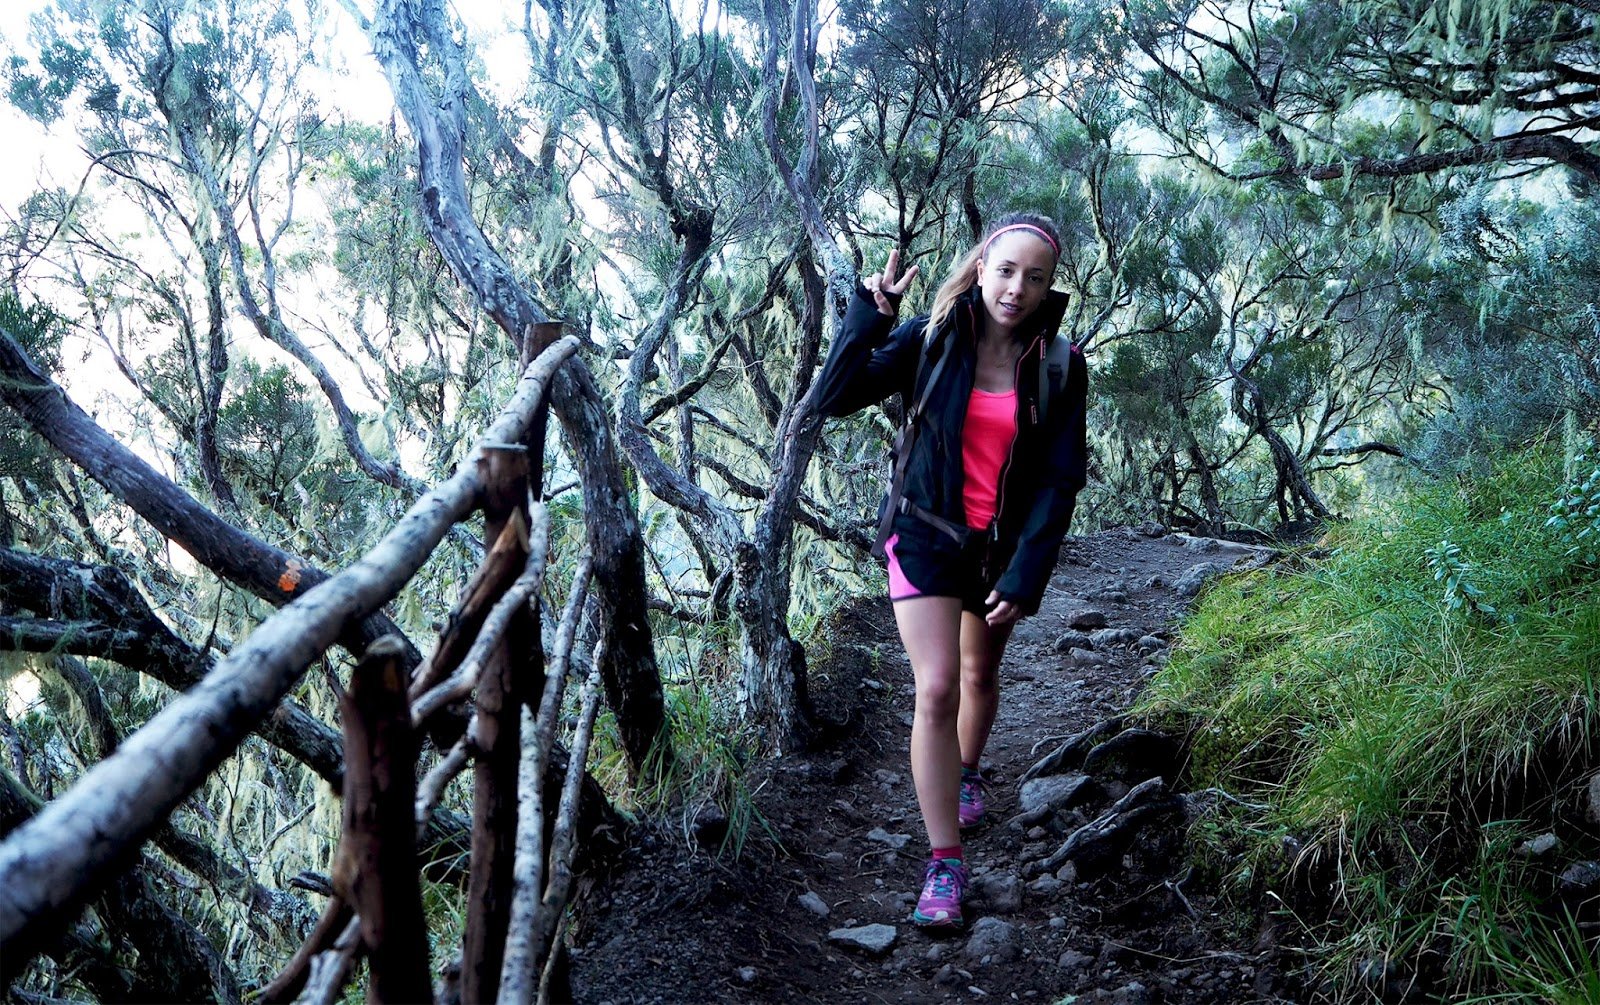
{"left": 1138, "top": 443, "right": 1600, "bottom": 999}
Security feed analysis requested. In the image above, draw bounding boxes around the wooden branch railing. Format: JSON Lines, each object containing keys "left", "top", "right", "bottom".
{"left": 261, "top": 519, "right": 601, "bottom": 1005}
{"left": 0, "top": 334, "right": 583, "bottom": 982}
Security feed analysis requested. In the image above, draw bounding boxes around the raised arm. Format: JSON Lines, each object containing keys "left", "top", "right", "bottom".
{"left": 812, "top": 251, "right": 923, "bottom": 417}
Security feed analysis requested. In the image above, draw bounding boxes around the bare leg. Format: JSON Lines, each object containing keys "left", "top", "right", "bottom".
{"left": 893, "top": 595, "right": 965, "bottom": 850}
{"left": 957, "top": 610, "right": 1013, "bottom": 768}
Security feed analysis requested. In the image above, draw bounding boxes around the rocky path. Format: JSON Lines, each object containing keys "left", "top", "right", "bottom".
{"left": 570, "top": 527, "right": 1291, "bottom": 1004}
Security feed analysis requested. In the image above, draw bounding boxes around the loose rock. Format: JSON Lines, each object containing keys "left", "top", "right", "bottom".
{"left": 971, "top": 872, "right": 1023, "bottom": 914}
{"left": 866, "top": 827, "right": 912, "bottom": 850}
{"left": 1027, "top": 875, "right": 1063, "bottom": 895}
{"left": 1560, "top": 860, "right": 1600, "bottom": 896}
{"left": 828, "top": 924, "right": 897, "bottom": 954}
{"left": 962, "top": 917, "right": 1021, "bottom": 965}
{"left": 1518, "top": 832, "right": 1559, "bottom": 857}
{"left": 1054, "top": 630, "right": 1094, "bottom": 653}
{"left": 1066, "top": 608, "right": 1109, "bottom": 630}
{"left": 1069, "top": 648, "right": 1111, "bottom": 669}
{"left": 1057, "top": 949, "right": 1093, "bottom": 972}
{"left": 1175, "top": 561, "right": 1232, "bottom": 597}
{"left": 797, "top": 891, "right": 830, "bottom": 918}
{"left": 1090, "top": 627, "right": 1142, "bottom": 648}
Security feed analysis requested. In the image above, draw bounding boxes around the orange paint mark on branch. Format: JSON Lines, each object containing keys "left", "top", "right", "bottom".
{"left": 279, "top": 559, "right": 305, "bottom": 594}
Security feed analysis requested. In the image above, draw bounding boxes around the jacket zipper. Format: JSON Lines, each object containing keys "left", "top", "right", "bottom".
{"left": 989, "top": 333, "right": 1041, "bottom": 541}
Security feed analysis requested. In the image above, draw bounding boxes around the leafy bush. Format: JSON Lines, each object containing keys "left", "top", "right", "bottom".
{"left": 1139, "top": 445, "right": 1600, "bottom": 998}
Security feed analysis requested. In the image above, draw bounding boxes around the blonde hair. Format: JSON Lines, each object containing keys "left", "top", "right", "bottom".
{"left": 925, "top": 213, "right": 1062, "bottom": 340}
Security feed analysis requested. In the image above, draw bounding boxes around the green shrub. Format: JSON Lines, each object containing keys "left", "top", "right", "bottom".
{"left": 1139, "top": 444, "right": 1600, "bottom": 998}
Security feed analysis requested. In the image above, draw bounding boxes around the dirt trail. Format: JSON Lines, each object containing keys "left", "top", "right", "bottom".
{"left": 571, "top": 527, "right": 1294, "bottom": 1004}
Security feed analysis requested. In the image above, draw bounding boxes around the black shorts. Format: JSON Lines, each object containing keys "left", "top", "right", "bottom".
{"left": 884, "top": 521, "right": 1007, "bottom": 616}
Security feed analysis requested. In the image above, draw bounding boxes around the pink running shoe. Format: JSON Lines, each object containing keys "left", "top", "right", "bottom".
{"left": 913, "top": 857, "right": 967, "bottom": 928}
{"left": 958, "top": 767, "right": 987, "bottom": 828}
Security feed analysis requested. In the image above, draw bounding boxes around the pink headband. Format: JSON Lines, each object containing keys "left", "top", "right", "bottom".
{"left": 981, "top": 223, "right": 1059, "bottom": 259}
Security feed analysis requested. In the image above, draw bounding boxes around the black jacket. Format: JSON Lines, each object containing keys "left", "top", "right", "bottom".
{"left": 812, "top": 284, "right": 1089, "bottom": 615}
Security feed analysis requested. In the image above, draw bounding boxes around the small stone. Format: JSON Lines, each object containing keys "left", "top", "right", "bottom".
{"left": 926, "top": 943, "right": 950, "bottom": 961}
{"left": 829, "top": 924, "right": 897, "bottom": 954}
{"left": 1144, "top": 574, "right": 1166, "bottom": 589}
{"left": 1111, "top": 979, "right": 1151, "bottom": 1004}
{"left": 1053, "top": 630, "right": 1094, "bottom": 653}
{"left": 866, "top": 827, "right": 912, "bottom": 850}
{"left": 962, "top": 917, "right": 1021, "bottom": 964}
{"left": 1067, "top": 609, "right": 1109, "bottom": 630}
{"left": 797, "top": 891, "right": 830, "bottom": 918}
{"left": 899, "top": 712, "right": 915, "bottom": 728}
{"left": 1069, "top": 648, "right": 1111, "bottom": 669}
{"left": 1057, "top": 949, "right": 1093, "bottom": 972}
{"left": 935, "top": 964, "right": 961, "bottom": 986}
{"left": 1056, "top": 861, "right": 1078, "bottom": 883}
{"left": 736, "top": 966, "right": 756, "bottom": 983}
{"left": 1586, "top": 773, "right": 1600, "bottom": 830}
{"left": 1047, "top": 917, "right": 1067, "bottom": 930}
{"left": 874, "top": 769, "right": 902, "bottom": 785}
{"left": 1137, "top": 634, "right": 1165, "bottom": 651}
{"left": 971, "top": 872, "right": 1023, "bottom": 914}
{"left": 1027, "top": 875, "right": 1063, "bottom": 895}
{"left": 823, "top": 851, "right": 846, "bottom": 863}
{"left": 1560, "top": 860, "right": 1600, "bottom": 896}
{"left": 1089, "top": 627, "right": 1142, "bottom": 647}
{"left": 1026, "top": 826, "right": 1047, "bottom": 840}
{"left": 1518, "top": 832, "right": 1560, "bottom": 857}
{"left": 1175, "top": 561, "right": 1231, "bottom": 597}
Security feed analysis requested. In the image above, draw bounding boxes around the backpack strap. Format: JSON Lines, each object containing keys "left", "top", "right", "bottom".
{"left": 872, "top": 326, "right": 953, "bottom": 558}
{"left": 1036, "top": 333, "right": 1075, "bottom": 428}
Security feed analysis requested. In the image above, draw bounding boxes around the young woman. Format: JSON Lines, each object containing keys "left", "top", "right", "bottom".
{"left": 812, "top": 213, "right": 1089, "bottom": 928}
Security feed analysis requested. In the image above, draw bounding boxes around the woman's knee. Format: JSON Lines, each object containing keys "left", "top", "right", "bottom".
{"left": 960, "top": 658, "right": 1000, "bottom": 695}
{"left": 914, "top": 669, "right": 961, "bottom": 721}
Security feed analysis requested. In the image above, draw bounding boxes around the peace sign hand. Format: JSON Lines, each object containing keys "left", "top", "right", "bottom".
{"left": 863, "top": 249, "right": 919, "bottom": 317}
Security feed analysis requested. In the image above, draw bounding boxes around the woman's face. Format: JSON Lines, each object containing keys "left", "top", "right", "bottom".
{"left": 975, "top": 230, "right": 1056, "bottom": 336}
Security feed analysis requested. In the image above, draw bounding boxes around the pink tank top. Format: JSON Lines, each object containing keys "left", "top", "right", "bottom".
{"left": 961, "top": 387, "right": 1017, "bottom": 530}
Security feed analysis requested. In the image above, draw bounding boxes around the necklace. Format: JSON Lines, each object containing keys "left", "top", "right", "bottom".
{"left": 979, "top": 336, "right": 1024, "bottom": 370}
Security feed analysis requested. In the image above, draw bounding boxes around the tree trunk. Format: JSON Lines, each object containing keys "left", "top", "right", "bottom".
{"left": 369, "top": 0, "right": 668, "bottom": 776}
